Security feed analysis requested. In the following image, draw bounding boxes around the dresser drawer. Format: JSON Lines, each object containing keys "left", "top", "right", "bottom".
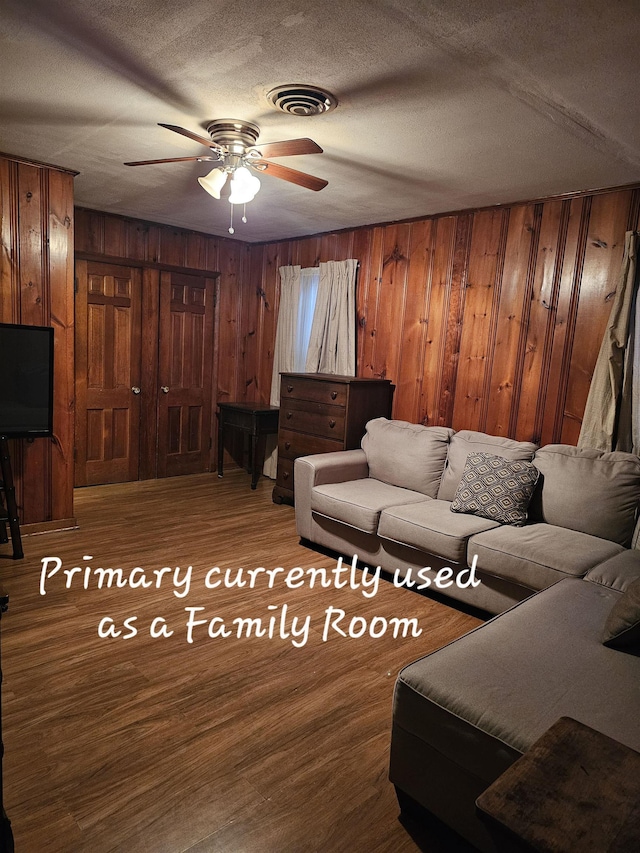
{"left": 276, "top": 457, "right": 295, "bottom": 489}
{"left": 280, "top": 375, "right": 347, "bottom": 406}
{"left": 278, "top": 428, "right": 343, "bottom": 460}
{"left": 280, "top": 399, "right": 345, "bottom": 440}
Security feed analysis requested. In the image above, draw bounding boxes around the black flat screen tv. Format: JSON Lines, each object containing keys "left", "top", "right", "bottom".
{"left": 0, "top": 322, "right": 54, "bottom": 439}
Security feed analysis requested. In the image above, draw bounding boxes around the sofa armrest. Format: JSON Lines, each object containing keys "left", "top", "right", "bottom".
{"left": 294, "top": 450, "right": 369, "bottom": 539}
{"left": 584, "top": 550, "right": 640, "bottom": 592}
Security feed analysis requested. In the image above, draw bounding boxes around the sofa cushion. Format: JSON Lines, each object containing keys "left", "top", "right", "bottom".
{"left": 602, "top": 578, "right": 640, "bottom": 650}
{"left": 378, "top": 499, "right": 500, "bottom": 563}
{"left": 437, "top": 430, "right": 537, "bottom": 501}
{"left": 451, "top": 452, "right": 539, "bottom": 526}
{"left": 469, "top": 523, "right": 624, "bottom": 591}
{"left": 361, "top": 418, "right": 453, "bottom": 497}
{"left": 310, "top": 478, "right": 429, "bottom": 534}
{"left": 531, "top": 444, "right": 640, "bottom": 546}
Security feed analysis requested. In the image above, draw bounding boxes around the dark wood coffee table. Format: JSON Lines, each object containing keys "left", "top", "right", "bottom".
{"left": 476, "top": 716, "right": 640, "bottom": 852}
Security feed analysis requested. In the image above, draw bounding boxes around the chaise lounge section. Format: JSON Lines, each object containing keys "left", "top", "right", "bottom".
{"left": 390, "top": 552, "right": 640, "bottom": 850}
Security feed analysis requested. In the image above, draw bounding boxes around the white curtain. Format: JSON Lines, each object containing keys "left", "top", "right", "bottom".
{"left": 264, "top": 266, "right": 319, "bottom": 477}
{"left": 269, "top": 265, "right": 301, "bottom": 409}
{"left": 305, "top": 259, "right": 357, "bottom": 375}
{"left": 263, "top": 265, "right": 300, "bottom": 478}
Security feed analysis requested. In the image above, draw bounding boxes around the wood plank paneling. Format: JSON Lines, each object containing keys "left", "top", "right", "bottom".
{"left": 452, "top": 208, "right": 505, "bottom": 432}
{"left": 374, "top": 223, "right": 412, "bottom": 383}
{"left": 360, "top": 226, "right": 386, "bottom": 379}
{"left": 0, "top": 154, "right": 76, "bottom": 530}
{"left": 420, "top": 215, "right": 457, "bottom": 426}
{"left": 17, "top": 165, "right": 50, "bottom": 523}
{"left": 74, "top": 180, "right": 640, "bottom": 484}
{"left": 393, "top": 220, "right": 434, "bottom": 424}
{"left": 48, "top": 168, "right": 75, "bottom": 521}
{"left": 242, "top": 185, "right": 638, "bottom": 447}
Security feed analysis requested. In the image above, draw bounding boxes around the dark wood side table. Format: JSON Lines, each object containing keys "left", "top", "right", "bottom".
{"left": 476, "top": 716, "right": 640, "bottom": 852}
{"left": 217, "top": 403, "right": 280, "bottom": 490}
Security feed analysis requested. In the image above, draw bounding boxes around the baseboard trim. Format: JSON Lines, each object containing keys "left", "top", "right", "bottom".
{"left": 20, "top": 518, "right": 78, "bottom": 536}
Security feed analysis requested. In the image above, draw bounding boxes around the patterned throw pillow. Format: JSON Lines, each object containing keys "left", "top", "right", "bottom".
{"left": 450, "top": 452, "right": 539, "bottom": 526}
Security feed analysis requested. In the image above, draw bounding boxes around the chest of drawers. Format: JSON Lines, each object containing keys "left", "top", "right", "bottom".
{"left": 272, "top": 373, "right": 394, "bottom": 504}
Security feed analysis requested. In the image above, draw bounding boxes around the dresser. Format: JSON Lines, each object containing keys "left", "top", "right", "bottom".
{"left": 272, "top": 373, "right": 394, "bottom": 505}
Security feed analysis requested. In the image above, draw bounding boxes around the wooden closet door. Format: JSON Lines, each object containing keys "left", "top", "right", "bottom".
{"left": 156, "top": 272, "right": 215, "bottom": 477}
{"left": 75, "top": 261, "right": 142, "bottom": 485}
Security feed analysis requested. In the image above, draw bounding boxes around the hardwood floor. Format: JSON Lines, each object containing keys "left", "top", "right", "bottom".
{"left": 0, "top": 470, "right": 482, "bottom": 852}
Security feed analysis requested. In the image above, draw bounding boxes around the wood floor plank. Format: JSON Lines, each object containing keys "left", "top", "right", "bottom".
{"left": 0, "top": 469, "right": 482, "bottom": 851}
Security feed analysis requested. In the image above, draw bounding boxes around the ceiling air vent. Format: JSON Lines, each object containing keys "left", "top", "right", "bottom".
{"left": 266, "top": 85, "right": 338, "bottom": 116}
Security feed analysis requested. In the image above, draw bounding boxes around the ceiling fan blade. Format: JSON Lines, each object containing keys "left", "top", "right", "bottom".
{"left": 254, "top": 161, "right": 328, "bottom": 191}
{"left": 124, "top": 156, "right": 216, "bottom": 166}
{"left": 247, "top": 138, "right": 323, "bottom": 158}
{"left": 158, "top": 123, "right": 225, "bottom": 152}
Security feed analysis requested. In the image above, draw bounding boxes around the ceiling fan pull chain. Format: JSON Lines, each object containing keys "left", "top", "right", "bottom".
{"left": 228, "top": 204, "right": 234, "bottom": 235}
{"left": 242, "top": 204, "right": 248, "bottom": 224}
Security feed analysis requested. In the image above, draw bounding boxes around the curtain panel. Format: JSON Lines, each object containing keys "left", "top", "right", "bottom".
{"left": 578, "top": 231, "right": 639, "bottom": 453}
{"left": 305, "top": 259, "right": 357, "bottom": 376}
{"left": 264, "top": 265, "right": 301, "bottom": 478}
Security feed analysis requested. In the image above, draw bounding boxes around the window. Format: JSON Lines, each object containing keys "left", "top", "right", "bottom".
{"left": 293, "top": 267, "right": 319, "bottom": 371}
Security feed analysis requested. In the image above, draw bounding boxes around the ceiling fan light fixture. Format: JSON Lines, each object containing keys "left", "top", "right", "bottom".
{"left": 228, "top": 166, "right": 261, "bottom": 204}
{"left": 197, "top": 167, "right": 228, "bottom": 199}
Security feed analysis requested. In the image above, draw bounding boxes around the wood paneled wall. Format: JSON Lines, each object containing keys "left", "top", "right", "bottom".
{"left": 9, "top": 173, "right": 635, "bottom": 526}
{"left": 0, "top": 153, "right": 75, "bottom": 530}
{"left": 241, "top": 186, "right": 640, "bottom": 447}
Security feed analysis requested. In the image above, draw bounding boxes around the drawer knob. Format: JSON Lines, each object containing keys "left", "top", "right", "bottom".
{"left": 331, "top": 391, "right": 338, "bottom": 400}
{"left": 283, "top": 471, "right": 289, "bottom": 480}
{"left": 329, "top": 419, "right": 336, "bottom": 428}
{"left": 285, "top": 441, "right": 291, "bottom": 450}
{"left": 287, "top": 384, "right": 293, "bottom": 392}
{"left": 286, "top": 411, "right": 293, "bottom": 419}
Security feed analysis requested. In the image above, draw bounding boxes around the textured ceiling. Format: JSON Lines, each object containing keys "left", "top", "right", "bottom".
{"left": 1, "top": 0, "right": 639, "bottom": 243}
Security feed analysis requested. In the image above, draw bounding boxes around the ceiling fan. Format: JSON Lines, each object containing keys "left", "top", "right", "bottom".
{"left": 125, "top": 119, "right": 328, "bottom": 232}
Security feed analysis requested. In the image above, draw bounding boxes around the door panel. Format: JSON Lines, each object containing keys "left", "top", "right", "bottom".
{"left": 156, "top": 272, "right": 215, "bottom": 477}
{"left": 75, "top": 261, "right": 142, "bottom": 485}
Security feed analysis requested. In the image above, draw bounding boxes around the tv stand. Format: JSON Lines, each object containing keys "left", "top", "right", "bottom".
{"left": 0, "top": 439, "right": 22, "bottom": 561}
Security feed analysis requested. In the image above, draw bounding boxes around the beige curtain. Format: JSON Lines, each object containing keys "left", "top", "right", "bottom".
{"left": 264, "top": 265, "right": 301, "bottom": 478}
{"left": 578, "top": 231, "right": 639, "bottom": 452}
{"left": 305, "top": 259, "right": 357, "bottom": 375}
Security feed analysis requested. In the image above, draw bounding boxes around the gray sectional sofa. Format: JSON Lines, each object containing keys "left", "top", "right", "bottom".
{"left": 294, "top": 418, "right": 640, "bottom": 850}
{"left": 295, "top": 418, "right": 640, "bottom": 614}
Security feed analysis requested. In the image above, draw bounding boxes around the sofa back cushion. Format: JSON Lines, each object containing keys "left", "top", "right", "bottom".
{"left": 361, "top": 418, "right": 453, "bottom": 497}
{"left": 437, "top": 430, "right": 538, "bottom": 501}
{"left": 530, "top": 445, "right": 640, "bottom": 546}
